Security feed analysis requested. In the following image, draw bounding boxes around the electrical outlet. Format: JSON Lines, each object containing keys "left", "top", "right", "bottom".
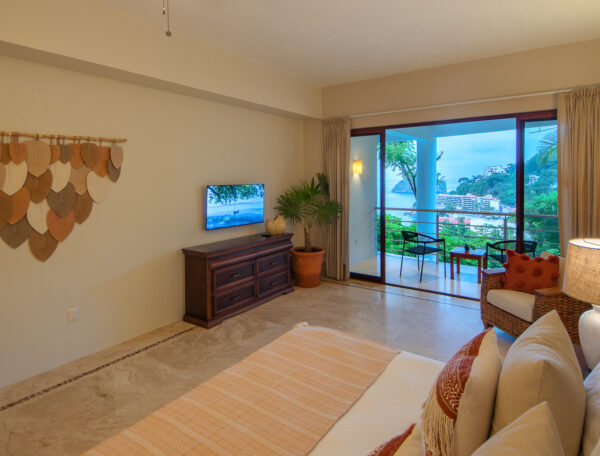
{"left": 67, "top": 307, "right": 79, "bottom": 323}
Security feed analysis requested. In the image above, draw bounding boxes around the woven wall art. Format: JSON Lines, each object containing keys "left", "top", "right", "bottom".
{"left": 0, "top": 131, "right": 125, "bottom": 261}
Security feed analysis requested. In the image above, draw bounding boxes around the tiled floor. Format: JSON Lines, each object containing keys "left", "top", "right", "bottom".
{"left": 0, "top": 280, "right": 513, "bottom": 455}
{"left": 350, "top": 254, "right": 486, "bottom": 299}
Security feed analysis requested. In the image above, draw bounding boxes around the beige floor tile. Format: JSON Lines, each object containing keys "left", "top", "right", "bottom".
{"left": 0, "top": 280, "right": 513, "bottom": 456}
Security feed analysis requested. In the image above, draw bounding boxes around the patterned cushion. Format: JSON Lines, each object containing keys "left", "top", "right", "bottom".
{"left": 368, "top": 423, "right": 424, "bottom": 456}
{"left": 502, "top": 249, "right": 560, "bottom": 293}
{"left": 421, "top": 328, "right": 501, "bottom": 456}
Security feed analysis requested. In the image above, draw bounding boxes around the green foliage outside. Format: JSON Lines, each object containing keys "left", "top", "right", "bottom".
{"left": 377, "top": 214, "right": 518, "bottom": 267}
{"left": 385, "top": 141, "right": 446, "bottom": 198}
{"left": 380, "top": 130, "right": 560, "bottom": 263}
{"left": 208, "top": 184, "right": 263, "bottom": 205}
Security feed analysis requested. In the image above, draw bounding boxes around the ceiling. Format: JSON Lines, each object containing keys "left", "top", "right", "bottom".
{"left": 100, "top": 0, "right": 600, "bottom": 87}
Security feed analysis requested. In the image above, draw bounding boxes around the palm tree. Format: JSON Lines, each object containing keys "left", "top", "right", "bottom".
{"left": 275, "top": 173, "right": 342, "bottom": 252}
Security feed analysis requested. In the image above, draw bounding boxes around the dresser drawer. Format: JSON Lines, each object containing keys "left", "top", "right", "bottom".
{"left": 214, "top": 261, "right": 255, "bottom": 289}
{"left": 214, "top": 284, "right": 256, "bottom": 313}
{"left": 258, "top": 270, "right": 289, "bottom": 297}
{"left": 257, "top": 251, "right": 288, "bottom": 274}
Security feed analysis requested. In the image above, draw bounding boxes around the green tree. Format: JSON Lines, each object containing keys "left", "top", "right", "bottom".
{"left": 385, "top": 141, "right": 445, "bottom": 199}
{"left": 208, "top": 184, "right": 263, "bottom": 205}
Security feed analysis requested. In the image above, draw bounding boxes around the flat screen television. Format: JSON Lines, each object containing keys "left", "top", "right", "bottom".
{"left": 206, "top": 184, "right": 265, "bottom": 230}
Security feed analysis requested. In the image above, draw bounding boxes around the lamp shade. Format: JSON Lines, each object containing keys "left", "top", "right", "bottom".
{"left": 563, "top": 239, "right": 600, "bottom": 306}
{"left": 352, "top": 160, "right": 363, "bottom": 175}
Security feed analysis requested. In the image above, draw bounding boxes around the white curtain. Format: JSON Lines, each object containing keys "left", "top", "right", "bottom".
{"left": 322, "top": 118, "right": 350, "bottom": 280}
{"left": 557, "top": 87, "right": 600, "bottom": 253}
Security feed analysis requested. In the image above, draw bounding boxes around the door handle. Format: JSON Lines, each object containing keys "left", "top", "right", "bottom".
{"left": 230, "top": 272, "right": 241, "bottom": 279}
{"left": 230, "top": 294, "right": 240, "bottom": 300}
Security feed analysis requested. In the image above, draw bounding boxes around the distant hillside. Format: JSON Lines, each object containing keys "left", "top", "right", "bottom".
{"left": 392, "top": 179, "right": 447, "bottom": 194}
{"left": 452, "top": 145, "right": 557, "bottom": 208}
{"left": 391, "top": 180, "right": 412, "bottom": 193}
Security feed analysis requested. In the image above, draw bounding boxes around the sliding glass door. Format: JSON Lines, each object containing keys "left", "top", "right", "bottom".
{"left": 349, "top": 110, "right": 558, "bottom": 298}
{"left": 348, "top": 134, "right": 383, "bottom": 281}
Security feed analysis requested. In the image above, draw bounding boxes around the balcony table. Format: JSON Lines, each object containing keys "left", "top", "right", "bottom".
{"left": 450, "top": 247, "right": 487, "bottom": 284}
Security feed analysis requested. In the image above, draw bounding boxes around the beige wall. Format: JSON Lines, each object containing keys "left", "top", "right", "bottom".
{"left": 0, "top": 56, "right": 304, "bottom": 388}
{"left": 323, "top": 38, "right": 600, "bottom": 125}
{"left": 301, "top": 39, "right": 600, "bottom": 181}
{"left": 0, "top": 0, "right": 321, "bottom": 119}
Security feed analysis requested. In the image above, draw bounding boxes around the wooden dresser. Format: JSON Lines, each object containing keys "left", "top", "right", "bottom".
{"left": 182, "top": 233, "right": 294, "bottom": 327}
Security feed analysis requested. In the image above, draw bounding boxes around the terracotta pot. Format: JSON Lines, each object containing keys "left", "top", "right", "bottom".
{"left": 291, "top": 246, "right": 325, "bottom": 288}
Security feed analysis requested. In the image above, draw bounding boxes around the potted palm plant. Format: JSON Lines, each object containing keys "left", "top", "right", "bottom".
{"left": 275, "top": 173, "right": 342, "bottom": 287}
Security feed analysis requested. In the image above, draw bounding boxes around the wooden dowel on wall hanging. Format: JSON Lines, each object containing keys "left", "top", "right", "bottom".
{"left": 0, "top": 131, "right": 127, "bottom": 143}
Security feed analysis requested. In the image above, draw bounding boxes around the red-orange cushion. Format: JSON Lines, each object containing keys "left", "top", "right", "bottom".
{"left": 368, "top": 423, "right": 421, "bottom": 456}
{"left": 502, "top": 249, "right": 560, "bottom": 294}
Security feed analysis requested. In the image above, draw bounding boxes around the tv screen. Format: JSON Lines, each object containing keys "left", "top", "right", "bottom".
{"left": 206, "top": 184, "right": 265, "bottom": 230}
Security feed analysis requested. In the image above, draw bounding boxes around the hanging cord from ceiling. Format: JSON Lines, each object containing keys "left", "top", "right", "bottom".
{"left": 163, "top": 0, "right": 172, "bottom": 37}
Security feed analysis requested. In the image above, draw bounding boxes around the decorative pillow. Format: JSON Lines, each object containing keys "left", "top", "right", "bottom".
{"left": 367, "top": 423, "right": 424, "bottom": 456}
{"left": 472, "top": 402, "right": 565, "bottom": 455}
{"left": 490, "top": 310, "right": 585, "bottom": 456}
{"left": 541, "top": 251, "right": 565, "bottom": 288}
{"left": 421, "top": 328, "right": 501, "bottom": 456}
{"left": 583, "top": 363, "right": 600, "bottom": 456}
{"left": 502, "top": 249, "right": 560, "bottom": 293}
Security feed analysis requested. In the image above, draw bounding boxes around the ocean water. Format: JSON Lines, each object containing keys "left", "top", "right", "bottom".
{"left": 206, "top": 197, "right": 264, "bottom": 230}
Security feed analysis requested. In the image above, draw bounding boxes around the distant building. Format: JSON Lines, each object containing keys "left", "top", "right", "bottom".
{"left": 436, "top": 193, "right": 501, "bottom": 212}
{"left": 528, "top": 175, "right": 540, "bottom": 185}
{"left": 483, "top": 165, "right": 508, "bottom": 177}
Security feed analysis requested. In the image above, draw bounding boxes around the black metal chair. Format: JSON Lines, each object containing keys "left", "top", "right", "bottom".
{"left": 485, "top": 240, "right": 538, "bottom": 266}
{"left": 400, "top": 231, "right": 446, "bottom": 283}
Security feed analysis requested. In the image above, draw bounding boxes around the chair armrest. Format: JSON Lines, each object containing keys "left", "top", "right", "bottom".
{"left": 482, "top": 268, "right": 505, "bottom": 277}
{"left": 481, "top": 268, "right": 505, "bottom": 294}
{"left": 534, "top": 287, "right": 563, "bottom": 298}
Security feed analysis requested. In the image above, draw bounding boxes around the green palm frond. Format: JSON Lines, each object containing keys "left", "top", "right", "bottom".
{"left": 274, "top": 173, "right": 343, "bottom": 250}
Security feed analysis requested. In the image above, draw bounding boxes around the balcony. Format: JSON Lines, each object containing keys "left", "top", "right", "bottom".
{"left": 349, "top": 207, "right": 560, "bottom": 300}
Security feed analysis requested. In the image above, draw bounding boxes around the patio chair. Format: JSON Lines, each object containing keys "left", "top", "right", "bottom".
{"left": 480, "top": 254, "right": 591, "bottom": 344}
{"left": 399, "top": 231, "right": 446, "bottom": 283}
{"left": 485, "top": 240, "right": 537, "bottom": 266}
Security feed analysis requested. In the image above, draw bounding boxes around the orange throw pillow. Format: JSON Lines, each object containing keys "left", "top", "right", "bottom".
{"left": 502, "top": 249, "right": 560, "bottom": 293}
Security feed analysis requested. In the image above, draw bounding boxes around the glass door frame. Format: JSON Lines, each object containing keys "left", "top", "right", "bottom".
{"left": 349, "top": 130, "right": 386, "bottom": 283}
{"left": 349, "top": 109, "right": 557, "bottom": 295}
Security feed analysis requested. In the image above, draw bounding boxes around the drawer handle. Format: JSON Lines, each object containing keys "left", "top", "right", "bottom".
{"left": 270, "top": 280, "right": 280, "bottom": 286}
{"left": 269, "top": 260, "right": 278, "bottom": 265}
{"left": 230, "top": 294, "right": 241, "bottom": 300}
{"left": 230, "top": 272, "right": 241, "bottom": 279}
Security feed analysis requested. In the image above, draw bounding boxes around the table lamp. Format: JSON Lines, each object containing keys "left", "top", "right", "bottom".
{"left": 563, "top": 238, "right": 600, "bottom": 368}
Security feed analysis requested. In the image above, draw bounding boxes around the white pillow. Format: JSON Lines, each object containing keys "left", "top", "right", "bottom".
{"left": 421, "top": 328, "right": 501, "bottom": 456}
{"left": 584, "top": 363, "right": 600, "bottom": 456}
{"left": 473, "top": 402, "right": 564, "bottom": 455}
{"left": 491, "top": 310, "right": 585, "bottom": 456}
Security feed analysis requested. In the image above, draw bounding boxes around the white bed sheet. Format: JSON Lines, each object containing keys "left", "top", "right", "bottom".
{"left": 309, "top": 351, "right": 443, "bottom": 456}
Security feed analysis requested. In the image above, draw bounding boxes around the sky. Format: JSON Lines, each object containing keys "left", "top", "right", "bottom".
{"left": 385, "top": 122, "right": 556, "bottom": 193}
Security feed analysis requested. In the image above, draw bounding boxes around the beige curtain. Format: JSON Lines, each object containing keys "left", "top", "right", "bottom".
{"left": 323, "top": 118, "right": 350, "bottom": 280}
{"left": 557, "top": 87, "right": 600, "bottom": 253}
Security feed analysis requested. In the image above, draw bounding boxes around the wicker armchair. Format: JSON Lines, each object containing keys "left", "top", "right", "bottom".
{"left": 480, "top": 268, "right": 592, "bottom": 344}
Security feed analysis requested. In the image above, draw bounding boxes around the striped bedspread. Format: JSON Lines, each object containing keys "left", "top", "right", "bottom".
{"left": 83, "top": 325, "right": 399, "bottom": 456}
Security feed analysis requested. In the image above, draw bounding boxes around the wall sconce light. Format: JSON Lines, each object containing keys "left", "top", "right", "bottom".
{"left": 353, "top": 160, "right": 363, "bottom": 175}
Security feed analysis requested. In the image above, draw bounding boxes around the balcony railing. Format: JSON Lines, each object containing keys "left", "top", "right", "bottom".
{"left": 374, "top": 207, "right": 560, "bottom": 265}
